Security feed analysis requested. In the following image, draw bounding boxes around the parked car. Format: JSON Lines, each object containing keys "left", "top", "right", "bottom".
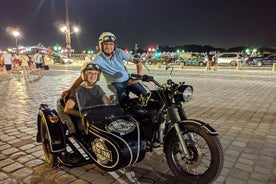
{"left": 52, "top": 54, "right": 73, "bottom": 64}
{"left": 246, "top": 53, "right": 272, "bottom": 65}
{"left": 217, "top": 53, "right": 242, "bottom": 66}
{"left": 254, "top": 54, "right": 276, "bottom": 66}
{"left": 175, "top": 57, "right": 206, "bottom": 66}
{"left": 147, "top": 56, "right": 173, "bottom": 65}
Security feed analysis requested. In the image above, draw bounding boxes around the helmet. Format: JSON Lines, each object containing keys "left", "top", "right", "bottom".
{"left": 81, "top": 62, "right": 101, "bottom": 81}
{"left": 98, "top": 32, "right": 117, "bottom": 52}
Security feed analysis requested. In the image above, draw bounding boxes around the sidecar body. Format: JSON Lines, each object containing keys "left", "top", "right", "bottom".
{"left": 37, "top": 100, "right": 147, "bottom": 171}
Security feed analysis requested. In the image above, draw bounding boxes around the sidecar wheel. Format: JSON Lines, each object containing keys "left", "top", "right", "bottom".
{"left": 165, "top": 124, "right": 223, "bottom": 184}
{"left": 41, "top": 121, "right": 58, "bottom": 167}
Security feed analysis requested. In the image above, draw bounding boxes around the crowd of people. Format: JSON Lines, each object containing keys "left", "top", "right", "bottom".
{"left": 0, "top": 49, "right": 46, "bottom": 80}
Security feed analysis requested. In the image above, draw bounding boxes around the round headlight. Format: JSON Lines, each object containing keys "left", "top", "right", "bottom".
{"left": 183, "top": 85, "right": 193, "bottom": 102}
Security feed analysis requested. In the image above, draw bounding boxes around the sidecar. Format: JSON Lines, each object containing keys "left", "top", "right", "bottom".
{"left": 37, "top": 99, "right": 147, "bottom": 171}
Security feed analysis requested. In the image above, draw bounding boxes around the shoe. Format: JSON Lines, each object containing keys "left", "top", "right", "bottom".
{"left": 62, "top": 152, "right": 81, "bottom": 164}
{"left": 152, "top": 141, "right": 161, "bottom": 148}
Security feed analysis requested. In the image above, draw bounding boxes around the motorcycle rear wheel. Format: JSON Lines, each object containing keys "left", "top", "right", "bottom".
{"left": 165, "top": 123, "right": 223, "bottom": 184}
{"left": 40, "top": 119, "right": 58, "bottom": 167}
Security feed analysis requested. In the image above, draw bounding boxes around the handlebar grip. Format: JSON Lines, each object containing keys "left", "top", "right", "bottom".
{"left": 130, "top": 74, "right": 143, "bottom": 79}
{"left": 130, "top": 74, "right": 154, "bottom": 82}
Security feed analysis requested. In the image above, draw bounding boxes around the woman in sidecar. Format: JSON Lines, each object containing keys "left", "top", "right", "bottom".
{"left": 63, "top": 62, "right": 110, "bottom": 131}
{"left": 37, "top": 62, "right": 147, "bottom": 168}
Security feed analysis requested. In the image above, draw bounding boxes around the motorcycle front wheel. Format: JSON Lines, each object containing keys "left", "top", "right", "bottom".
{"left": 40, "top": 119, "right": 58, "bottom": 167}
{"left": 165, "top": 123, "right": 224, "bottom": 184}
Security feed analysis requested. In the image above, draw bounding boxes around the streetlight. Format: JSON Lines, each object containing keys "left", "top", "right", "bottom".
{"left": 12, "top": 30, "right": 20, "bottom": 53}
{"left": 60, "top": 25, "right": 79, "bottom": 52}
{"left": 60, "top": 0, "right": 79, "bottom": 55}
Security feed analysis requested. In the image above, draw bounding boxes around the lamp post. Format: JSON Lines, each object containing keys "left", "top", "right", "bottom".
{"left": 60, "top": 0, "right": 79, "bottom": 55}
{"left": 60, "top": 25, "right": 79, "bottom": 50}
{"left": 12, "top": 30, "right": 20, "bottom": 53}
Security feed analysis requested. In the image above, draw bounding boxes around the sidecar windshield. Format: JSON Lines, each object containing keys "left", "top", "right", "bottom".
{"left": 81, "top": 104, "right": 126, "bottom": 123}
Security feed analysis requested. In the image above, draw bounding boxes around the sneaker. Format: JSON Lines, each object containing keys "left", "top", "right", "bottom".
{"left": 152, "top": 141, "right": 161, "bottom": 148}
{"left": 62, "top": 152, "right": 82, "bottom": 164}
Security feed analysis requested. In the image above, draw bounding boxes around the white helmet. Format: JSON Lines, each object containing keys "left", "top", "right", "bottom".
{"left": 98, "top": 32, "right": 117, "bottom": 52}
{"left": 81, "top": 62, "right": 101, "bottom": 81}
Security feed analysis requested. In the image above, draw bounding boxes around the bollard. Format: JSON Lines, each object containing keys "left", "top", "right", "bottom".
{"left": 236, "top": 61, "right": 241, "bottom": 70}
{"left": 213, "top": 63, "right": 218, "bottom": 71}
{"left": 206, "top": 61, "right": 211, "bottom": 71}
{"left": 157, "top": 62, "right": 161, "bottom": 68}
{"left": 272, "top": 63, "right": 276, "bottom": 71}
{"left": 180, "top": 62, "right": 184, "bottom": 69}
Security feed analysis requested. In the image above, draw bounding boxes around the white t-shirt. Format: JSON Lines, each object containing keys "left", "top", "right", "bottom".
{"left": 2, "top": 53, "right": 13, "bottom": 65}
{"left": 34, "top": 53, "right": 43, "bottom": 64}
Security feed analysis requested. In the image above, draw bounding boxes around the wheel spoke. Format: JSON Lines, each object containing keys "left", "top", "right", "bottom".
{"left": 172, "top": 131, "right": 212, "bottom": 175}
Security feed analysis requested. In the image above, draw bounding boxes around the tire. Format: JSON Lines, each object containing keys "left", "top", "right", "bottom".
{"left": 247, "top": 60, "right": 253, "bottom": 65}
{"left": 148, "top": 60, "right": 153, "bottom": 65}
{"left": 256, "top": 61, "right": 263, "bottom": 67}
{"left": 230, "top": 60, "right": 237, "bottom": 66}
{"left": 199, "top": 61, "right": 204, "bottom": 67}
{"left": 165, "top": 123, "right": 224, "bottom": 184}
{"left": 41, "top": 119, "right": 58, "bottom": 167}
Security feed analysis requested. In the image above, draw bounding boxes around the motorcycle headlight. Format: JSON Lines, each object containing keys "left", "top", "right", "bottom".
{"left": 183, "top": 85, "right": 193, "bottom": 102}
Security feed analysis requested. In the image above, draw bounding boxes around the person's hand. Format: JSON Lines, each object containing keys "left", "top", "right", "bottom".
{"left": 127, "top": 79, "right": 139, "bottom": 85}
{"left": 61, "top": 89, "right": 71, "bottom": 99}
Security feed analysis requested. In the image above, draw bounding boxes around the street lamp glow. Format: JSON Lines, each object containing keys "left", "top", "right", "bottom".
{"left": 60, "top": 26, "right": 67, "bottom": 33}
{"left": 72, "top": 26, "right": 79, "bottom": 33}
{"left": 60, "top": 25, "right": 79, "bottom": 34}
{"left": 12, "top": 30, "right": 20, "bottom": 53}
{"left": 12, "top": 30, "right": 20, "bottom": 38}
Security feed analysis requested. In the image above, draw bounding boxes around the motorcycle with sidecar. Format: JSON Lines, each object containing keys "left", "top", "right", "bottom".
{"left": 37, "top": 68, "right": 224, "bottom": 184}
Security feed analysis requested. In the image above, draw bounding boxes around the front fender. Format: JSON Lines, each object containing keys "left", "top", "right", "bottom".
{"left": 163, "top": 119, "right": 218, "bottom": 152}
{"left": 38, "top": 104, "right": 66, "bottom": 152}
{"left": 183, "top": 119, "right": 218, "bottom": 135}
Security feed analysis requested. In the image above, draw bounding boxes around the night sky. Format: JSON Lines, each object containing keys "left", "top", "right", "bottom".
{"left": 0, "top": 0, "right": 276, "bottom": 51}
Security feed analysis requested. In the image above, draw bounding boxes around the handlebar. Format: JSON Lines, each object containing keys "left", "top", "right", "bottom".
{"left": 130, "top": 74, "right": 162, "bottom": 88}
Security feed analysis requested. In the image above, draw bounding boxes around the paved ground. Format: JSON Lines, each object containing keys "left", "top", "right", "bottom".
{"left": 0, "top": 64, "right": 275, "bottom": 184}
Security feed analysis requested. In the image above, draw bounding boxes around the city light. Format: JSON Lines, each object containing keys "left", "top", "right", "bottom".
{"left": 60, "top": 0, "right": 80, "bottom": 55}
{"left": 12, "top": 30, "right": 20, "bottom": 53}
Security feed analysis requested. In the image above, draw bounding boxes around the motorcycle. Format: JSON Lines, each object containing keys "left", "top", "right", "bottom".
{"left": 37, "top": 66, "right": 224, "bottom": 184}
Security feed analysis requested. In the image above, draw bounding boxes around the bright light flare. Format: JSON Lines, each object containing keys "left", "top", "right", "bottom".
{"left": 12, "top": 30, "right": 20, "bottom": 38}
{"left": 60, "top": 26, "right": 67, "bottom": 33}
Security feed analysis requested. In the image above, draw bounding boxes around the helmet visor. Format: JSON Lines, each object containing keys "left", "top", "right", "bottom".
{"left": 102, "top": 36, "right": 116, "bottom": 43}
{"left": 86, "top": 63, "right": 100, "bottom": 71}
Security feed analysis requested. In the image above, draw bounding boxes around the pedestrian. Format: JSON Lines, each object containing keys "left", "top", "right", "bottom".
{"left": 13, "top": 53, "right": 20, "bottom": 72}
{"left": 27, "top": 54, "right": 33, "bottom": 71}
{"left": 1, "top": 49, "right": 13, "bottom": 79}
{"left": 206, "top": 53, "right": 212, "bottom": 71}
{"left": 62, "top": 32, "right": 149, "bottom": 107}
{"left": 19, "top": 53, "right": 30, "bottom": 79}
{"left": 213, "top": 52, "right": 218, "bottom": 71}
{"left": 33, "top": 50, "right": 43, "bottom": 76}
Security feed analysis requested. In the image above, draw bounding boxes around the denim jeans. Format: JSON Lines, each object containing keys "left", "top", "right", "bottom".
{"left": 108, "top": 81, "right": 148, "bottom": 106}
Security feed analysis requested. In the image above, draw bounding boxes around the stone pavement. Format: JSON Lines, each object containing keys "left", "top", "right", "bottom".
{"left": 0, "top": 65, "right": 275, "bottom": 184}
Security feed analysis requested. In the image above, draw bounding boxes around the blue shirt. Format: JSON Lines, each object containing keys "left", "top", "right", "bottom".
{"left": 94, "top": 48, "right": 132, "bottom": 84}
